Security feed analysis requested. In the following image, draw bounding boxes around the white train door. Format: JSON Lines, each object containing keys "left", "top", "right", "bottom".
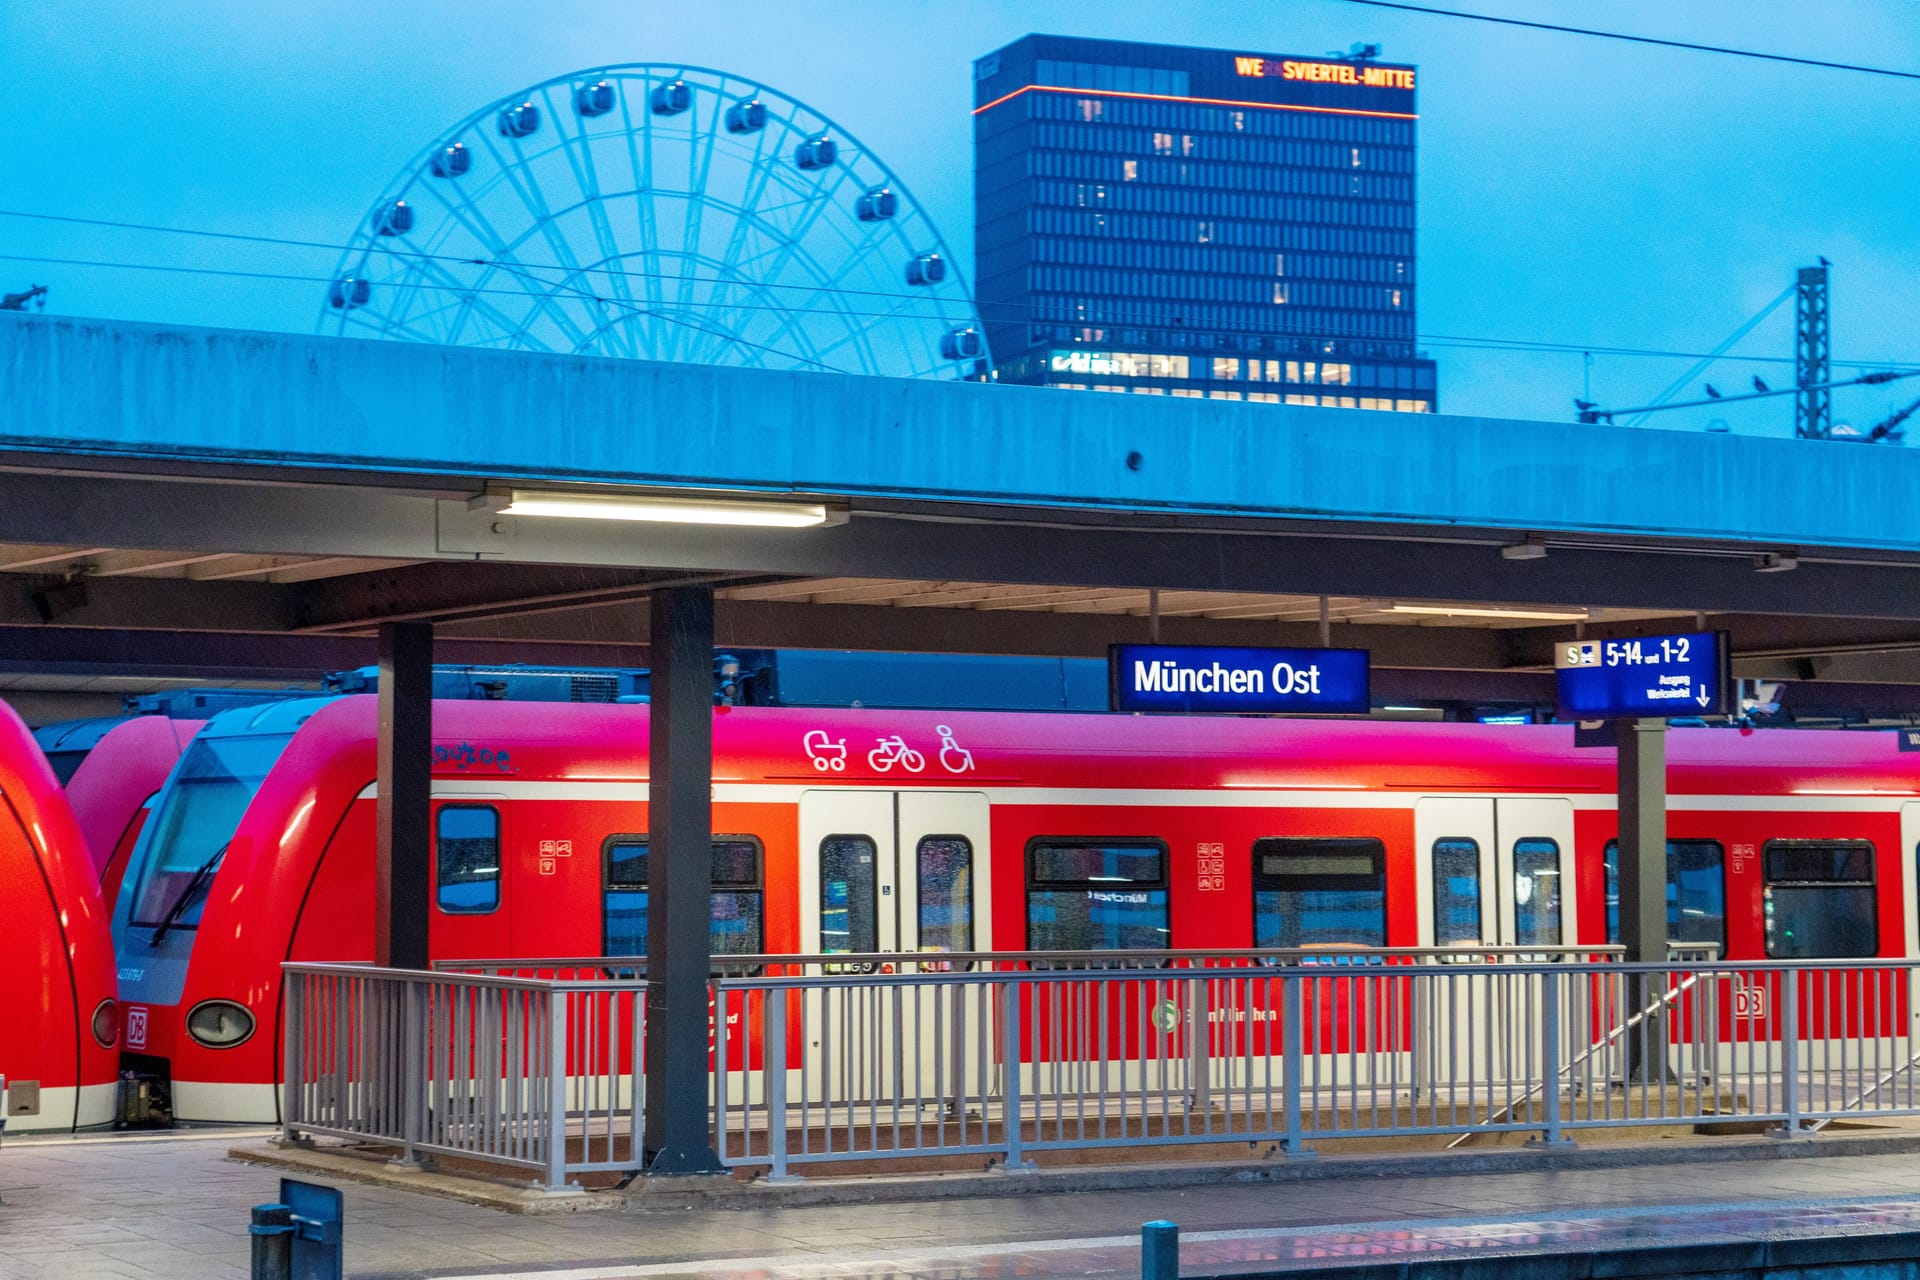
{"left": 795, "top": 790, "right": 992, "bottom": 1108}
{"left": 1903, "top": 803, "right": 1920, "bottom": 1038}
{"left": 1413, "top": 796, "right": 1579, "bottom": 1088}
{"left": 797, "top": 790, "right": 993, "bottom": 961}
{"left": 1413, "top": 797, "right": 1579, "bottom": 949}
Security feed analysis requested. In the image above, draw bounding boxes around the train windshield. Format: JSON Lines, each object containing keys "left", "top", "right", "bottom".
{"left": 128, "top": 733, "right": 289, "bottom": 930}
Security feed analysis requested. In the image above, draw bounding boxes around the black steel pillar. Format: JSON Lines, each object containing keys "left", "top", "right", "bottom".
{"left": 1617, "top": 717, "right": 1671, "bottom": 1084}
{"left": 642, "top": 585, "right": 723, "bottom": 1174}
{"left": 374, "top": 622, "right": 433, "bottom": 970}
{"left": 1615, "top": 718, "right": 1668, "bottom": 965}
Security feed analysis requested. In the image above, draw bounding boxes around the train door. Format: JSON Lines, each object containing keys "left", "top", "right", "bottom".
{"left": 1413, "top": 797, "right": 1578, "bottom": 949}
{"left": 1903, "top": 803, "right": 1920, "bottom": 1038}
{"left": 797, "top": 790, "right": 992, "bottom": 961}
{"left": 796, "top": 790, "right": 991, "bottom": 1106}
{"left": 1412, "top": 796, "right": 1578, "bottom": 1086}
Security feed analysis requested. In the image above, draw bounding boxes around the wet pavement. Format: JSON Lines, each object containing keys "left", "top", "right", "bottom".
{"left": 9, "top": 1129, "right": 1920, "bottom": 1279}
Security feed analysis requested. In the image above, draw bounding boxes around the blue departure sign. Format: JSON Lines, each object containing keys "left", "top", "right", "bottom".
{"left": 1110, "top": 644, "right": 1370, "bottom": 714}
{"left": 1554, "top": 631, "right": 1730, "bottom": 720}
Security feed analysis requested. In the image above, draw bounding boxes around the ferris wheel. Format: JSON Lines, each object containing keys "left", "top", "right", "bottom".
{"left": 318, "top": 65, "right": 990, "bottom": 380}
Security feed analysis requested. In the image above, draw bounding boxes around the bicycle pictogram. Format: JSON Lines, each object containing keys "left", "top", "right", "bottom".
{"left": 868, "top": 735, "right": 927, "bottom": 773}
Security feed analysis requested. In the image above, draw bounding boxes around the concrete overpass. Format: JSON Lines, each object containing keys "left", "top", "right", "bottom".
{"left": 1, "top": 311, "right": 1917, "bottom": 718}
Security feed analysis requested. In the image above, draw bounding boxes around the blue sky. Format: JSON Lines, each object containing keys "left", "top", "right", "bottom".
{"left": 3, "top": 0, "right": 1916, "bottom": 431}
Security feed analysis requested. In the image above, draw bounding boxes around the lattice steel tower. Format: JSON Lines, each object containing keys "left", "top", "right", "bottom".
{"left": 1795, "top": 264, "right": 1830, "bottom": 439}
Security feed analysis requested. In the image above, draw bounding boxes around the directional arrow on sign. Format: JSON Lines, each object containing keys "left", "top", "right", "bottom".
{"left": 1696, "top": 688, "right": 1712, "bottom": 707}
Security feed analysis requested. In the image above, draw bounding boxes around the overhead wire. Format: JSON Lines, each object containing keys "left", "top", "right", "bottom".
{"left": 8, "top": 244, "right": 1914, "bottom": 372}
{"left": 1327, "top": 1, "right": 1920, "bottom": 82}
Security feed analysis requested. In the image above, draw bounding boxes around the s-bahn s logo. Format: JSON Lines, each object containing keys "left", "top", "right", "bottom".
{"left": 433, "top": 741, "right": 514, "bottom": 773}
{"left": 803, "top": 731, "right": 848, "bottom": 772}
{"left": 125, "top": 1006, "right": 149, "bottom": 1050}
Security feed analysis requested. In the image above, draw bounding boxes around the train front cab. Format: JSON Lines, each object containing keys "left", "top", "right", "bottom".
{"left": 0, "top": 702, "right": 118, "bottom": 1133}
{"left": 111, "top": 698, "right": 330, "bottom": 1124}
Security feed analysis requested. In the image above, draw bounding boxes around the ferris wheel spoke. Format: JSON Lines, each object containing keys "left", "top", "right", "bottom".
{"left": 610, "top": 87, "right": 665, "bottom": 338}
{"left": 555, "top": 99, "right": 643, "bottom": 359}
{"left": 466, "top": 129, "right": 603, "bottom": 350}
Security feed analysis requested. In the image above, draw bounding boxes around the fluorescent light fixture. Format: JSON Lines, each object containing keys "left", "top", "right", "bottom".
{"left": 1501, "top": 537, "right": 1548, "bottom": 561}
{"left": 494, "top": 488, "right": 838, "bottom": 528}
{"left": 1383, "top": 706, "right": 1428, "bottom": 712}
{"left": 1388, "top": 603, "right": 1589, "bottom": 622}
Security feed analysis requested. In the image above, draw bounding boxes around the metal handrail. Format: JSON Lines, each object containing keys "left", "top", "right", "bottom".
{"left": 433, "top": 944, "right": 1630, "bottom": 974}
{"left": 1441, "top": 964, "right": 1714, "bottom": 1149}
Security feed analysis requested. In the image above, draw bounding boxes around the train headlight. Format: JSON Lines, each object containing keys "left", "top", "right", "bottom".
{"left": 90, "top": 999, "right": 119, "bottom": 1049}
{"left": 184, "top": 1000, "right": 255, "bottom": 1049}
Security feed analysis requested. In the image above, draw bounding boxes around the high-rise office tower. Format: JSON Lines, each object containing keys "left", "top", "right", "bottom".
{"left": 973, "top": 35, "right": 1436, "bottom": 411}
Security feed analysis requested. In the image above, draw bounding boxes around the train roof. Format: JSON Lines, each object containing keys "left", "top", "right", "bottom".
{"left": 253, "top": 699, "right": 1919, "bottom": 798}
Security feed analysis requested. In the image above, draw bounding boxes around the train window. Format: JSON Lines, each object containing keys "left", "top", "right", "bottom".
{"left": 1511, "top": 838, "right": 1561, "bottom": 945}
{"left": 1430, "top": 838, "right": 1482, "bottom": 945}
{"left": 128, "top": 732, "right": 287, "bottom": 929}
{"left": 1603, "top": 840, "right": 1726, "bottom": 948}
{"left": 1763, "top": 839, "right": 1876, "bottom": 959}
{"left": 1252, "top": 837, "right": 1386, "bottom": 948}
{"left": 1026, "top": 839, "right": 1170, "bottom": 950}
{"left": 917, "top": 836, "right": 973, "bottom": 953}
{"left": 820, "top": 835, "right": 879, "bottom": 954}
{"left": 436, "top": 806, "right": 500, "bottom": 914}
{"left": 600, "top": 836, "right": 765, "bottom": 958}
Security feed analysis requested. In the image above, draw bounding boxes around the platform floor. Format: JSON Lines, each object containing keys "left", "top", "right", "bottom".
{"left": 11, "top": 1130, "right": 1920, "bottom": 1279}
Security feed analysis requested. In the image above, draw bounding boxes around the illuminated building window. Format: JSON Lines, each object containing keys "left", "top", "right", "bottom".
{"left": 1182, "top": 134, "right": 1196, "bottom": 156}
{"left": 1272, "top": 282, "right": 1289, "bottom": 304}
{"left": 1208, "top": 390, "right": 1243, "bottom": 401}
{"left": 1094, "top": 384, "right": 1126, "bottom": 393}
{"left": 1196, "top": 220, "right": 1213, "bottom": 243}
{"left": 1133, "top": 386, "right": 1166, "bottom": 395}
{"left": 1152, "top": 132, "right": 1174, "bottom": 155}
{"left": 1248, "top": 392, "right": 1281, "bottom": 403}
{"left": 1171, "top": 388, "right": 1203, "bottom": 398}
{"left": 1212, "top": 357, "right": 1240, "bottom": 380}
{"left": 1352, "top": 148, "right": 1362, "bottom": 167}
{"left": 1122, "top": 159, "right": 1139, "bottom": 181}
{"left": 1390, "top": 289, "right": 1404, "bottom": 307}
{"left": 1395, "top": 398, "right": 1431, "bottom": 413}
{"left": 1274, "top": 254, "right": 1285, "bottom": 276}
{"left": 1284, "top": 394, "right": 1316, "bottom": 406}
{"left": 1230, "top": 110, "right": 1246, "bottom": 130}
{"left": 1078, "top": 98, "right": 1104, "bottom": 122}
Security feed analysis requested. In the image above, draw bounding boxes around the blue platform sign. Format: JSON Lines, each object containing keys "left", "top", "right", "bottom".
{"left": 1110, "top": 644, "right": 1369, "bottom": 714}
{"left": 1554, "top": 631, "right": 1730, "bottom": 720}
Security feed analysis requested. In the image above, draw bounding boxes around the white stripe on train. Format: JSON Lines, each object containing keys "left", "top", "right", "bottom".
{"left": 351, "top": 780, "right": 1920, "bottom": 813}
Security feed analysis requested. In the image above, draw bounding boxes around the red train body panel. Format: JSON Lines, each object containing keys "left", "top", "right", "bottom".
{"left": 64, "top": 716, "right": 203, "bottom": 904}
{"left": 0, "top": 702, "right": 119, "bottom": 1132}
{"left": 108, "top": 700, "right": 1920, "bottom": 1123}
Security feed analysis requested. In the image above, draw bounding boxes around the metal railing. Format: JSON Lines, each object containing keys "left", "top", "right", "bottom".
{"left": 287, "top": 950, "right": 1894, "bottom": 1191}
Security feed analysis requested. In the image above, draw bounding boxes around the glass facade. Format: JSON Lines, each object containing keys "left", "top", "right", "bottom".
{"left": 974, "top": 35, "right": 1437, "bottom": 411}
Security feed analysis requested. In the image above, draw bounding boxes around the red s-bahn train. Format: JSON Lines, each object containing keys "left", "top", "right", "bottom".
{"left": 107, "top": 695, "right": 1920, "bottom": 1124}
{"left": 65, "top": 716, "right": 204, "bottom": 905}
{"left": 0, "top": 702, "right": 120, "bottom": 1133}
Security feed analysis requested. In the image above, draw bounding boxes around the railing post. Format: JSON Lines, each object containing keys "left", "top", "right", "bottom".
{"left": 282, "top": 970, "right": 303, "bottom": 1142}
{"left": 546, "top": 990, "right": 570, "bottom": 1189}
{"left": 1186, "top": 977, "right": 1210, "bottom": 1114}
{"left": 764, "top": 988, "right": 796, "bottom": 1183}
{"left": 1529, "top": 970, "right": 1573, "bottom": 1149}
{"left": 394, "top": 978, "right": 426, "bottom": 1168}
{"left": 1774, "top": 971, "right": 1809, "bottom": 1139}
{"left": 1281, "top": 971, "right": 1314, "bottom": 1158}
{"left": 1000, "top": 980, "right": 1033, "bottom": 1171}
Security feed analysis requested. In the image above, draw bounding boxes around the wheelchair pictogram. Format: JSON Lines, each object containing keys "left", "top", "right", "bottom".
{"left": 936, "top": 724, "right": 975, "bottom": 773}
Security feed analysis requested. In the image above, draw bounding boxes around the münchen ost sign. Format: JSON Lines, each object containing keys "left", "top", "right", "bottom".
{"left": 1110, "top": 644, "right": 1371, "bottom": 715}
